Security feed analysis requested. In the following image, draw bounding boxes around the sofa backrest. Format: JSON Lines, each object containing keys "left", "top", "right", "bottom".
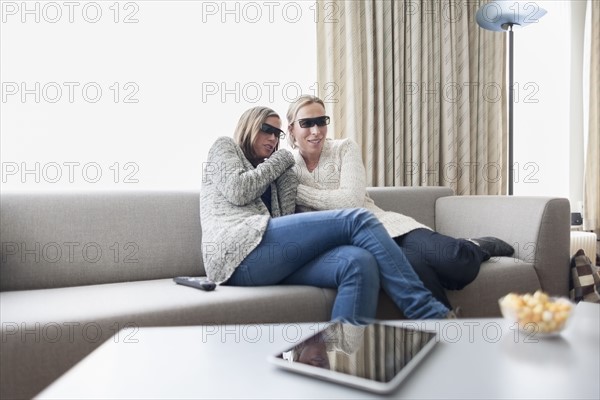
{"left": 367, "top": 186, "right": 454, "bottom": 229}
{"left": 0, "top": 191, "right": 203, "bottom": 291}
{"left": 0, "top": 187, "right": 453, "bottom": 291}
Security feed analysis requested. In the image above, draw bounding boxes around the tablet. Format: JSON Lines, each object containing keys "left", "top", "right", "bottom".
{"left": 268, "top": 321, "right": 438, "bottom": 394}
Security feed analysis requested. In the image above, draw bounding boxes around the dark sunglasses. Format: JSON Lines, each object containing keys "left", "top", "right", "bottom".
{"left": 260, "top": 123, "right": 285, "bottom": 139}
{"left": 294, "top": 115, "right": 331, "bottom": 129}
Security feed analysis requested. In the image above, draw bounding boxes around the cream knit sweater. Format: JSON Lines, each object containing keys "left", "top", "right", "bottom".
{"left": 200, "top": 137, "right": 298, "bottom": 283}
{"left": 294, "top": 138, "right": 429, "bottom": 238}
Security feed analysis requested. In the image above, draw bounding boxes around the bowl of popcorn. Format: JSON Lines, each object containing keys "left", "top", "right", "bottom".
{"left": 499, "top": 291, "right": 575, "bottom": 336}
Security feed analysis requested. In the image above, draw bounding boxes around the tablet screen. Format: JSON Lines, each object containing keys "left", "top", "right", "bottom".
{"left": 269, "top": 322, "right": 438, "bottom": 393}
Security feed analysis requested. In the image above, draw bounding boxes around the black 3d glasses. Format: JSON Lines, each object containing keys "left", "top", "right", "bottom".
{"left": 295, "top": 116, "right": 331, "bottom": 129}
{"left": 260, "top": 123, "right": 285, "bottom": 139}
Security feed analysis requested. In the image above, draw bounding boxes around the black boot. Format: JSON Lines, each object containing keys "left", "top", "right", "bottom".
{"left": 471, "top": 237, "right": 515, "bottom": 257}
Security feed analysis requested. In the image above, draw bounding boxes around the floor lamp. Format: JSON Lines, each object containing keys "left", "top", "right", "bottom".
{"left": 476, "top": 1, "right": 547, "bottom": 195}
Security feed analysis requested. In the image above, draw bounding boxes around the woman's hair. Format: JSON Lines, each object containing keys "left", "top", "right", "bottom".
{"left": 286, "top": 95, "right": 326, "bottom": 149}
{"left": 234, "top": 106, "right": 280, "bottom": 161}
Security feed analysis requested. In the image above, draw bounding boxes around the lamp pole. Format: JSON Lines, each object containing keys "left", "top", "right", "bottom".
{"left": 475, "top": 1, "right": 546, "bottom": 196}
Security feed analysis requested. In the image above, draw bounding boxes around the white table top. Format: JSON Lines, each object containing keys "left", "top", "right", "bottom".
{"left": 37, "top": 302, "right": 600, "bottom": 399}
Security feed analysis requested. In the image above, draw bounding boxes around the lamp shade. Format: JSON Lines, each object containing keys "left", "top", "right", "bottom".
{"left": 476, "top": 0, "right": 547, "bottom": 31}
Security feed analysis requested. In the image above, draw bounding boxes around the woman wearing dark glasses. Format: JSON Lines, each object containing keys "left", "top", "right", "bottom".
{"left": 287, "top": 95, "right": 514, "bottom": 310}
{"left": 200, "top": 106, "right": 452, "bottom": 323}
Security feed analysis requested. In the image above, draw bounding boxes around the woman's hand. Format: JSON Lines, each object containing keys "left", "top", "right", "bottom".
{"left": 266, "top": 149, "right": 294, "bottom": 169}
{"left": 206, "top": 137, "right": 295, "bottom": 206}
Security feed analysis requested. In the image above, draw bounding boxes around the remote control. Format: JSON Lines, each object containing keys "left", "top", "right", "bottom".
{"left": 173, "top": 276, "right": 216, "bottom": 291}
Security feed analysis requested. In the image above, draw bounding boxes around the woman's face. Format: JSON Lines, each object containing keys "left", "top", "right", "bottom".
{"left": 251, "top": 116, "right": 282, "bottom": 164}
{"left": 298, "top": 342, "right": 330, "bottom": 370}
{"left": 289, "top": 102, "right": 328, "bottom": 159}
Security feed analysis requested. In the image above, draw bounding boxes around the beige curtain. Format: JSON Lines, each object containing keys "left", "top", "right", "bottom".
{"left": 316, "top": 0, "right": 506, "bottom": 195}
{"left": 584, "top": 0, "right": 599, "bottom": 232}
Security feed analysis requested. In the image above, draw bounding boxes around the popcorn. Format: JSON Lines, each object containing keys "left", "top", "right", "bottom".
{"left": 499, "top": 290, "right": 574, "bottom": 334}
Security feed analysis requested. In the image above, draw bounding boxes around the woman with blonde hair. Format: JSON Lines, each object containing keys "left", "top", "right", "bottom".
{"left": 287, "top": 95, "right": 514, "bottom": 309}
{"left": 200, "top": 106, "right": 451, "bottom": 323}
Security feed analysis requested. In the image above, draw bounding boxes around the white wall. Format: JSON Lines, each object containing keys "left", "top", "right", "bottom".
{"left": 1, "top": 1, "right": 317, "bottom": 191}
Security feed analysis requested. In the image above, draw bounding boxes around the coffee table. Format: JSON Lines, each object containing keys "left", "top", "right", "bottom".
{"left": 37, "top": 303, "right": 599, "bottom": 399}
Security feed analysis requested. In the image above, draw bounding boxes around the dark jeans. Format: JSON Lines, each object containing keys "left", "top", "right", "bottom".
{"left": 394, "top": 228, "right": 487, "bottom": 308}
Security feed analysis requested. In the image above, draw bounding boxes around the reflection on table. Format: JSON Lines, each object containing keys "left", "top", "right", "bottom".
{"left": 280, "top": 322, "right": 436, "bottom": 382}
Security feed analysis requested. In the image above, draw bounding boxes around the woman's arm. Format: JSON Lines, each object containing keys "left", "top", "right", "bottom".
{"left": 275, "top": 168, "right": 299, "bottom": 216}
{"left": 296, "top": 139, "right": 366, "bottom": 210}
{"left": 204, "top": 137, "right": 294, "bottom": 206}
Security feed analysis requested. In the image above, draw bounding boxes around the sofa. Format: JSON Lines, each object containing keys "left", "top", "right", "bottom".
{"left": 0, "top": 187, "right": 570, "bottom": 399}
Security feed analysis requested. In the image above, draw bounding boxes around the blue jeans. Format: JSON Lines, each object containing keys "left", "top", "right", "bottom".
{"left": 226, "top": 208, "right": 449, "bottom": 321}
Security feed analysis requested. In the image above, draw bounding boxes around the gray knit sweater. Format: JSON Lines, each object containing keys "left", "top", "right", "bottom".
{"left": 200, "top": 137, "right": 297, "bottom": 283}
{"left": 294, "top": 138, "right": 429, "bottom": 238}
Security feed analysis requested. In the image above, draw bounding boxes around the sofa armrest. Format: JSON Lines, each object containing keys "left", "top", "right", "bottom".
{"left": 435, "top": 196, "right": 570, "bottom": 297}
